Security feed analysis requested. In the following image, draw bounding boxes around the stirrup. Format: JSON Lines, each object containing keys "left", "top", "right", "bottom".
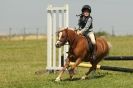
{"left": 90, "top": 55, "right": 96, "bottom": 61}
{"left": 92, "top": 55, "right": 96, "bottom": 60}
{"left": 90, "top": 50, "right": 96, "bottom": 60}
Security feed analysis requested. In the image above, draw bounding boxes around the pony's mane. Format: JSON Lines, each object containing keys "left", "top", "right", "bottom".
{"left": 59, "top": 27, "right": 75, "bottom": 31}
{"left": 57, "top": 27, "right": 75, "bottom": 33}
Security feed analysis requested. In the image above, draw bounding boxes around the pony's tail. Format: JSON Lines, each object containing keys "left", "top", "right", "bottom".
{"left": 99, "top": 36, "right": 112, "bottom": 50}
{"left": 107, "top": 41, "right": 112, "bottom": 50}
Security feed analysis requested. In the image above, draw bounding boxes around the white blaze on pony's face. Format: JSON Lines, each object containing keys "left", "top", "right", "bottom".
{"left": 59, "top": 32, "right": 63, "bottom": 40}
{"left": 55, "top": 29, "right": 68, "bottom": 48}
{"left": 56, "top": 31, "right": 63, "bottom": 48}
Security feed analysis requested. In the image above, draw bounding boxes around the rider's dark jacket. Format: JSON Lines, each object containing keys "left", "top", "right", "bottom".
{"left": 78, "top": 15, "right": 93, "bottom": 36}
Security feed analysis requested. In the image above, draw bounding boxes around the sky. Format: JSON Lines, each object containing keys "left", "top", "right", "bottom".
{"left": 0, "top": 0, "right": 133, "bottom": 35}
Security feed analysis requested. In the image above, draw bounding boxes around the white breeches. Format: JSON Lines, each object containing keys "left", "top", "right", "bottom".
{"left": 87, "top": 32, "right": 96, "bottom": 45}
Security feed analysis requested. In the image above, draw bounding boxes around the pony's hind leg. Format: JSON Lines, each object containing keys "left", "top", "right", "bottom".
{"left": 81, "top": 61, "right": 97, "bottom": 80}
{"left": 81, "top": 67, "right": 95, "bottom": 80}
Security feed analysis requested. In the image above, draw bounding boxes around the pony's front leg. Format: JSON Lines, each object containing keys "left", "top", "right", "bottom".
{"left": 68, "top": 58, "right": 82, "bottom": 80}
{"left": 55, "top": 58, "right": 70, "bottom": 82}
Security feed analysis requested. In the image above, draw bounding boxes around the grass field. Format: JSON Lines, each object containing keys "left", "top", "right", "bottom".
{"left": 0, "top": 36, "right": 133, "bottom": 88}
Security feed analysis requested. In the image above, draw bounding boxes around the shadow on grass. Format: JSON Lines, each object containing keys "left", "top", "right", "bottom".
{"left": 63, "top": 74, "right": 106, "bottom": 81}
{"left": 50, "top": 72, "right": 109, "bottom": 82}
{"left": 46, "top": 72, "right": 111, "bottom": 83}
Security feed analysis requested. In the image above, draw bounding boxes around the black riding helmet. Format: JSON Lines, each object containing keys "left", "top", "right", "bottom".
{"left": 81, "top": 5, "right": 91, "bottom": 13}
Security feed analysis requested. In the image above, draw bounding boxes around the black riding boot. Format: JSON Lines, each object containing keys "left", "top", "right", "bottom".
{"left": 90, "top": 44, "right": 96, "bottom": 60}
{"left": 86, "top": 36, "right": 96, "bottom": 60}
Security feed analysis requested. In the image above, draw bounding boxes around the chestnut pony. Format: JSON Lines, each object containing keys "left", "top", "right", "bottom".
{"left": 55, "top": 28, "right": 111, "bottom": 81}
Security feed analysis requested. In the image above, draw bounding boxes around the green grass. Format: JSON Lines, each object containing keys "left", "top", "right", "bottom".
{"left": 108, "top": 36, "right": 133, "bottom": 56}
{"left": 0, "top": 36, "right": 133, "bottom": 88}
{"left": 0, "top": 40, "right": 45, "bottom": 88}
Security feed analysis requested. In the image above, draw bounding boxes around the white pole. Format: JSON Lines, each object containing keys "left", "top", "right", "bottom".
{"left": 65, "top": 4, "right": 69, "bottom": 27}
{"left": 53, "top": 10, "right": 56, "bottom": 68}
{"left": 47, "top": 5, "right": 52, "bottom": 69}
{"left": 64, "top": 4, "right": 69, "bottom": 61}
{"left": 58, "top": 10, "right": 62, "bottom": 67}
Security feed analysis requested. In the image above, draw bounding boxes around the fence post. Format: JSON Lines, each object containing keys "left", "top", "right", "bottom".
{"left": 9, "top": 27, "right": 12, "bottom": 41}
{"left": 23, "top": 27, "right": 26, "bottom": 41}
{"left": 36, "top": 28, "right": 39, "bottom": 40}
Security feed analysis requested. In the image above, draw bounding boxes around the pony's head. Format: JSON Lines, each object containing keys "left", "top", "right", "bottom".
{"left": 56, "top": 28, "right": 68, "bottom": 48}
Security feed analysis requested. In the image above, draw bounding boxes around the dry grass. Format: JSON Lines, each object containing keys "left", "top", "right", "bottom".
{"left": 0, "top": 35, "right": 47, "bottom": 41}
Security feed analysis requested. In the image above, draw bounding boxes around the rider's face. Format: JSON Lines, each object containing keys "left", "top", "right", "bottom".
{"left": 83, "top": 10, "right": 90, "bottom": 17}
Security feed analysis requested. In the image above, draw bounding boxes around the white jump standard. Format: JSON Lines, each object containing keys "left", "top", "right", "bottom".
{"left": 46, "top": 4, "right": 69, "bottom": 72}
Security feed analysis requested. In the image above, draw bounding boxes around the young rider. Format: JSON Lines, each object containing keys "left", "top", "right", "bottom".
{"left": 77, "top": 5, "right": 96, "bottom": 59}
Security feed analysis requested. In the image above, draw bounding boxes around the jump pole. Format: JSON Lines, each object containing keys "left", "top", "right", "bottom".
{"left": 104, "top": 56, "right": 133, "bottom": 60}
{"left": 69, "top": 62, "right": 133, "bottom": 73}
{"left": 69, "top": 62, "right": 101, "bottom": 69}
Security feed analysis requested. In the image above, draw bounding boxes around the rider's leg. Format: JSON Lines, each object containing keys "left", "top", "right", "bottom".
{"left": 87, "top": 31, "right": 96, "bottom": 60}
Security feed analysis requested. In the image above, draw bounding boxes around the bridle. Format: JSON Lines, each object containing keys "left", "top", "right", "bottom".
{"left": 56, "top": 29, "right": 68, "bottom": 46}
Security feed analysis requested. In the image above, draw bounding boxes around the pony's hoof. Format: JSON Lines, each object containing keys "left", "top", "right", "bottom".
{"left": 68, "top": 68, "right": 74, "bottom": 75}
{"left": 55, "top": 77, "right": 61, "bottom": 82}
{"left": 69, "top": 75, "right": 74, "bottom": 81}
{"left": 81, "top": 75, "right": 88, "bottom": 80}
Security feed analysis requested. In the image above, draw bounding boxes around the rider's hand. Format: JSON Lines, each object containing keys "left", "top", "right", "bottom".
{"left": 77, "top": 30, "right": 82, "bottom": 35}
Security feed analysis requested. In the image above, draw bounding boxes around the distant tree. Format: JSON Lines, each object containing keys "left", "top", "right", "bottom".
{"left": 95, "top": 31, "right": 110, "bottom": 36}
